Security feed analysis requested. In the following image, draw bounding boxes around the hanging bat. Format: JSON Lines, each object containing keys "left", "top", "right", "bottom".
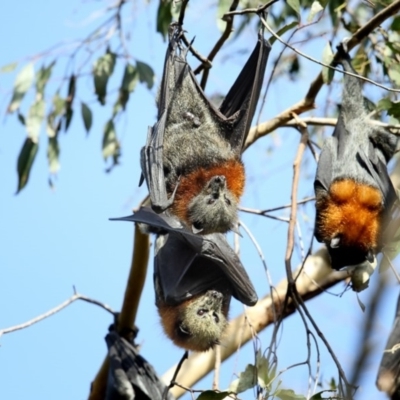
{"left": 314, "top": 42, "right": 398, "bottom": 275}
{"left": 111, "top": 207, "right": 257, "bottom": 352}
{"left": 105, "top": 326, "right": 173, "bottom": 400}
{"left": 140, "top": 23, "right": 270, "bottom": 234}
{"left": 377, "top": 291, "right": 400, "bottom": 399}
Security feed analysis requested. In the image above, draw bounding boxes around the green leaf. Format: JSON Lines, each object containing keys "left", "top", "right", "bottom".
{"left": 388, "top": 64, "right": 400, "bottom": 86}
{"left": 377, "top": 98, "right": 392, "bottom": 111}
{"left": 307, "top": 0, "right": 324, "bottom": 22}
{"left": 228, "top": 364, "right": 257, "bottom": 394}
{"left": 81, "top": 102, "right": 92, "bottom": 134}
{"left": 322, "top": 42, "right": 334, "bottom": 84}
{"left": 268, "top": 21, "right": 298, "bottom": 45}
{"left": 157, "top": 0, "right": 173, "bottom": 39}
{"left": 256, "top": 352, "right": 271, "bottom": 389}
{"left": 196, "top": 390, "right": 232, "bottom": 399}
{"left": 64, "top": 107, "right": 74, "bottom": 132}
{"left": 310, "top": 390, "right": 337, "bottom": 399}
{"left": 391, "top": 16, "right": 400, "bottom": 32}
{"left": 7, "top": 63, "right": 35, "bottom": 113}
{"left": 93, "top": 50, "right": 116, "bottom": 105}
{"left": 47, "top": 136, "right": 60, "bottom": 174}
{"left": 16, "top": 137, "right": 39, "bottom": 194}
{"left": 1, "top": 62, "right": 18, "bottom": 73}
{"left": 121, "top": 63, "right": 138, "bottom": 92}
{"left": 276, "top": 389, "right": 307, "bottom": 400}
{"left": 36, "top": 61, "right": 55, "bottom": 96}
{"left": 136, "top": 61, "right": 154, "bottom": 89}
{"left": 287, "top": 0, "right": 300, "bottom": 16}
{"left": 102, "top": 119, "right": 120, "bottom": 160}
{"left": 26, "top": 99, "right": 45, "bottom": 140}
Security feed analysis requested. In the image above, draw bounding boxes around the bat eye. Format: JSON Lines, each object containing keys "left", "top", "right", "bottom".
{"left": 224, "top": 196, "right": 231, "bottom": 206}
{"left": 213, "top": 313, "right": 220, "bottom": 324}
{"left": 208, "top": 198, "right": 216, "bottom": 204}
{"left": 192, "top": 221, "right": 204, "bottom": 233}
{"left": 197, "top": 309, "right": 207, "bottom": 316}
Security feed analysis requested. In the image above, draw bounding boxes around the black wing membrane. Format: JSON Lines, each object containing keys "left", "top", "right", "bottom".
{"left": 377, "top": 292, "right": 400, "bottom": 399}
{"left": 111, "top": 207, "right": 257, "bottom": 307}
{"left": 106, "top": 330, "right": 173, "bottom": 400}
{"left": 140, "top": 23, "right": 270, "bottom": 213}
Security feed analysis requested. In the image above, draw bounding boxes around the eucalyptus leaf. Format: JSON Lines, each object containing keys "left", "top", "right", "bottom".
{"left": 102, "top": 119, "right": 120, "bottom": 160}
{"left": 7, "top": 63, "right": 35, "bottom": 113}
{"left": 322, "top": 42, "right": 334, "bottom": 84}
{"left": 47, "top": 136, "right": 60, "bottom": 174}
{"left": 26, "top": 99, "right": 45, "bottom": 140}
{"left": 287, "top": 0, "right": 300, "bottom": 16}
{"left": 228, "top": 364, "right": 257, "bottom": 394}
{"left": 81, "top": 102, "right": 92, "bottom": 134}
{"left": 307, "top": 0, "right": 324, "bottom": 22}
{"left": 16, "top": 137, "right": 39, "bottom": 194}
{"left": 136, "top": 60, "right": 154, "bottom": 89}
{"left": 1, "top": 62, "right": 18, "bottom": 73}
{"left": 36, "top": 61, "right": 55, "bottom": 96}
{"left": 93, "top": 51, "right": 116, "bottom": 105}
{"left": 276, "top": 389, "right": 307, "bottom": 400}
{"left": 157, "top": 0, "right": 173, "bottom": 39}
{"left": 268, "top": 21, "right": 298, "bottom": 45}
{"left": 196, "top": 390, "right": 232, "bottom": 399}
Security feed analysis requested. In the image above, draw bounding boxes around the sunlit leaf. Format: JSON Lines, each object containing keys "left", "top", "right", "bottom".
{"left": 268, "top": 21, "right": 298, "bottom": 45}
{"left": 196, "top": 390, "right": 232, "bottom": 399}
{"left": 276, "top": 389, "right": 307, "bottom": 400}
{"left": 102, "top": 119, "right": 120, "bottom": 160}
{"left": 287, "top": 0, "right": 300, "bottom": 16}
{"left": 81, "top": 102, "right": 92, "bottom": 134}
{"left": 16, "top": 137, "right": 39, "bottom": 194}
{"left": 136, "top": 60, "right": 154, "bottom": 89}
{"left": 377, "top": 98, "right": 392, "bottom": 111}
{"left": 310, "top": 390, "right": 337, "bottom": 399}
{"left": 121, "top": 63, "right": 138, "bottom": 92}
{"left": 93, "top": 50, "right": 116, "bottom": 105}
{"left": 7, "top": 63, "right": 35, "bottom": 113}
{"left": 157, "top": 0, "right": 173, "bottom": 39}
{"left": 256, "top": 352, "right": 271, "bottom": 389}
{"left": 228, "top": 364, "right": 257, "bottom": 394}
{"left": 36, "top": 61, "right": 55, "bottom": 96}
{"left": 388, "top": 64, "right": 400, "bottom": 86}
{"left": 47, "top": 136, "right": 60, "bottom": 174}
{"left": 307, "top": 0, "right": 324, "bottom": 22}
{"left": 26, "top": 99, "right": 45, "bottom": 140}
{"left": 1, "top": 62, "right": 18, "bottom": 73}
{"left": 322, "top": 42, "right": 334, "bottom": 84}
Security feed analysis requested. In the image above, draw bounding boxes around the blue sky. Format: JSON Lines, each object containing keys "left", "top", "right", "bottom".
{"left": 0, "top": 1, "right": 399, "bottom": 399}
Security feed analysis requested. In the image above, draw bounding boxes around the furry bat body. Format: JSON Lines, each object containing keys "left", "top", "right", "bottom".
{"left": 140, "top": 23, "right": 270, "bottom": 234}
{"left": 111, "top": 207, "right": 257, "bottom": 351}
{"left": 314, "top": 44, "right": 398, "bottom": 271}
{"left": 377, "top": 292, "right": 400, "bottom": 399}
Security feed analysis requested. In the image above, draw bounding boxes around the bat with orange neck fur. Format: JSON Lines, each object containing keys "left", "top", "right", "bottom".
{"left": 314, "top": 43, "right": 398, "bottom": 273}
{"left": 111, "top": 207, "right": 257, "bottom": 352}
{"left": 140, "top": 22, "right": 270, "bottom": 235}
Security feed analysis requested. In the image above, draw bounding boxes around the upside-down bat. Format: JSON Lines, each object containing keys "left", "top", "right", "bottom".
{"left": 314, "top": 43, "right": 398, "bottom": 276}
{"left": 377, "top": 291, "right": 400, "bottom": 399}
{"left": 111, "top": 207, "right": 257, "bottom": 352}
{"left": 140, "top": 23, "right": 270, "bottom": 234}
{"left": 105, "top": 325, "right": 173, "bottom": 400}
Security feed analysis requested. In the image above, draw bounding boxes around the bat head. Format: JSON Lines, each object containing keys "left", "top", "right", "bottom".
{"left": 158, "top": 290, "right": 229, "bottom": 352}
{"left": 187, "top": 175, "right": 238, "bottom": 234}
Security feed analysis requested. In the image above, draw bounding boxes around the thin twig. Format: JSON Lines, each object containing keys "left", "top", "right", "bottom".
{"left": 0, "top": 292, "right": 115, "bottom": 336}
{"left": 221, "top": 0, "right": 280, "bottom": 19}
{"left": 195, "top": 0, "right": 240, "bottom": 88}
{"left": 212, "top": 345, "right": 221, "bottom": 390}
{"left": 163, "top": 351, "right": 189, "bottom": 400}
{"left": 261, "top": 17, "right": 400, "bottom": 93}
